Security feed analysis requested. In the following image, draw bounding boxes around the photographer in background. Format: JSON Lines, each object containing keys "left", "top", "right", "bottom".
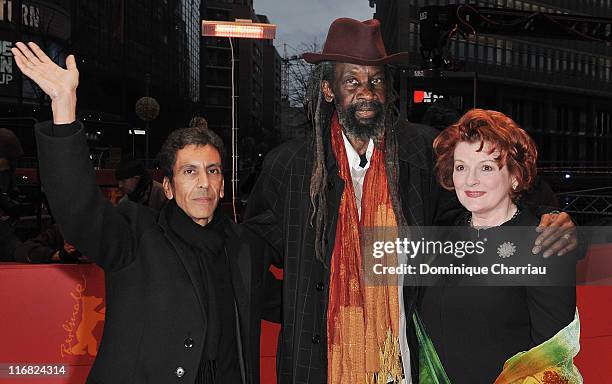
{"left": 0, "top": 128, "right": 24, "bottom": 261}
{"left": 115, "top": 158, "right": 166, "bottom": 211}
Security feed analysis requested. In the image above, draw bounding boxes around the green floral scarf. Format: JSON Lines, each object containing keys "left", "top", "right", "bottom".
{"left": 413, "top": 309, "right": 582, "bottom": 384}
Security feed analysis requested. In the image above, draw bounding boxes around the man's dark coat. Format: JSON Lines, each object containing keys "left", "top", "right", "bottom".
{"left": 244, "top": 120, "right": 463, "bottom": 383}
{"left": 36, "top": 121, "right": 278, "bottom": 384}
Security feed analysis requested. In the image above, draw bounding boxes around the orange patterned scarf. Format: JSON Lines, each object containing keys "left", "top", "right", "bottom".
{"left": 327, "top": 112, "right": 402, "bottom": 384}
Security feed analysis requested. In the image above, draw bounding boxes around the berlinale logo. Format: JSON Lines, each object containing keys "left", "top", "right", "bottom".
{"left": 60, "top": 277, "right": 106, "bottom": 357}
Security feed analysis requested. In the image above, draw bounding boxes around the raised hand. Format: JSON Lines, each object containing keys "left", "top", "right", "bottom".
{"left": 11, "top": 42, "right": 78, "bottom": 124}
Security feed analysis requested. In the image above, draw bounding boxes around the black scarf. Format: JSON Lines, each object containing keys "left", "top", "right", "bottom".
{"left": 165, "top": 200, "right": 229, "bottom": 383}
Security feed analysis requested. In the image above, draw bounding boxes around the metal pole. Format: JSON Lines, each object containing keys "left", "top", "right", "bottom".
{"left": 229, "top": 37, "right": 238, "bottom": 222}
{"left": 145, "top": 73, "right": 151, "bottom": 169}
{"left": 145, "top": 121, "right": 150, "bottom": 169}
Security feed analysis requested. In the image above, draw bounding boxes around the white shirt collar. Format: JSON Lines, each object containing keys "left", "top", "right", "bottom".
{"left": 340, "top": 131, "right": 374, "bottom": 171}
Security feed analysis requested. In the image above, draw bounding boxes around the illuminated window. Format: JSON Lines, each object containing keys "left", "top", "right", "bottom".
{"left": 479, "top": 43, "right": 486, "bottom": 63}
{"left": 537, "top": 51, "right": 544, "bottom": 72}
{"left": 561, "top": 52, "right": 567, "bottom": 71}
{"left": 486, "top": 37, "right": 494, "bottom": 64}
{"left": 505, "top": 40, "right": 512, "bottom": 66}
{"left": 584, "top": 58, "right": 590, "bottom": 77}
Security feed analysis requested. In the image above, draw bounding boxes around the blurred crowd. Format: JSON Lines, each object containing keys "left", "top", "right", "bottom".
{"left": 0, "top": 128, "right": 167, "bottom": 263}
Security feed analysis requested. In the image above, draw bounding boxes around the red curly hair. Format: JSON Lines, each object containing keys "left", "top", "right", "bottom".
{"left": 432, "top": 108, "right": 538, "bottom": 202}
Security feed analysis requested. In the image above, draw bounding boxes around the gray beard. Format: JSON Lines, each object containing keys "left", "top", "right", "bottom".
{"left": 335, "top": 102, "right": 386, "bottom": 141}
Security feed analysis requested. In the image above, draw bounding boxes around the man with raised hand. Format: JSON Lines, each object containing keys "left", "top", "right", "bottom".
{"left": 12, "top": 41, "right": 278, "bottom": 384}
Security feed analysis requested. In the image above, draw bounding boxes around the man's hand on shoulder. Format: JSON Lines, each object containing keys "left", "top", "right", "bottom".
{"left": 532, "top": 211, "right": 577, "bottom": 258}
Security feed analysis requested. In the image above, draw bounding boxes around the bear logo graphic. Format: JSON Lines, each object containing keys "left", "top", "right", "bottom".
{"left": 69, "top": 295, "right": 106, "bottom": 356}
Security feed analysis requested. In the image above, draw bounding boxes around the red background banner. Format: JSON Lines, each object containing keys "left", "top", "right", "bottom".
{"left": 0, "top": 255, "right": 610, "bottom": 383}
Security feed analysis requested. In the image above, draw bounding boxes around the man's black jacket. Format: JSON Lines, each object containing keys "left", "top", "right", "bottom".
{"left": 244, "top": 120, "right": 464, "bottom": 383}
{"left": 36, "top": 121, "right": 279, "bottom": 384}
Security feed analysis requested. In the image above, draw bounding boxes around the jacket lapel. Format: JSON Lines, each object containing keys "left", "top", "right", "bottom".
{"left": 396, "top": 122, "right": 429, "bottom": 231}
{"left": 323, "top": 126, "right": 345, "bottom": 266}
{"left": 394, "top": 121, "right": 434, "bottom": 382}
{"left": 225, "top": 222, "right": 252, "bottom": 382}
{"left": 399, "top": 163, "right": 425, "bottom": 230}
{"left": 225, "top": 223, "right": 251, "bottom": 333}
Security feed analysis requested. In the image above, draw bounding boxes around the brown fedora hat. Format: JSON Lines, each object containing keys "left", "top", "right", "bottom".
{"left": 302, "top": 18, "right": 408, "bottom": 65}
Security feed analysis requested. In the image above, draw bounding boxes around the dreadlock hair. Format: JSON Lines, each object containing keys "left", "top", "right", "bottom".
{"left": 306, "top": 61, "right": 407, "bottom": 265}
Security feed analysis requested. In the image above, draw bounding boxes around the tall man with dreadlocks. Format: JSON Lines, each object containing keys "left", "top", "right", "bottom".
{"left": 245, "top": 18, "right": 577, "bottom": 384}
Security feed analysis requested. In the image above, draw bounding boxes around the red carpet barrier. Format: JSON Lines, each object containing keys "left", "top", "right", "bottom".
{"left": 1, "top": 253, "right": 610, "bottom": 384}
{"left": 574, "top": 244, "right": 612, "bottom": 383}
{"left": 0, "top": 263, "right": 104, "bottom": 384}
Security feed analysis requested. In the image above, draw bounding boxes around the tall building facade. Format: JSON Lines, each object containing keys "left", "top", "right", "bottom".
{"left": 372, "top": 0, "right": 612, "bottom": 165}
{"left": 70, "top": 0, "right": 201, "bottom": 161}
{"left": 0, "top": 0, "right": 201, "bottom": 163}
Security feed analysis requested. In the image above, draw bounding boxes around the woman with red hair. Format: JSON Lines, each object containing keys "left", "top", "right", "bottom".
{"left": 418, "top": 109, "right": 580, "bottom": 383}
{"left": 433, "top": 109, "right": 537, "bottom": 224}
